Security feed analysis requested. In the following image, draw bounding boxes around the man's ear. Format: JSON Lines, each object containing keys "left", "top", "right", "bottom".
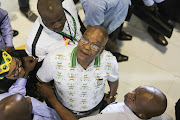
{"left": 137, "top": 113, "right": 147, "bottom": 119}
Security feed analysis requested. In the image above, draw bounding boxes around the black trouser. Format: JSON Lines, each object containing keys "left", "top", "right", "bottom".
{"left": 175, "top": 99, "right": 180, "bottom": 120}
{"left": 18, "top": 0, "right": 29, "bottom": 13}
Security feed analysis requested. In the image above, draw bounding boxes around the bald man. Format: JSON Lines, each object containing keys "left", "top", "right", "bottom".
{"left": 25, "top": 0, "right": 81, "bottom": 62}
{"left": 0, "top": 94, "right": 32, "bottom": 120}
{"left": 0, "top": 77, "right": 61, "bottom": 120}
{"left": 36, "top": 26, "right": 119, "bottom": 118}
{"left": 80, "top": 86, "right": 172, "bottom": 120}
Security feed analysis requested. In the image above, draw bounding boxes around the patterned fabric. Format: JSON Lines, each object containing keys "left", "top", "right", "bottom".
{"left": 37, "top": 45, "right": 119, "bottom": 111}
{"left": 0, "top": 50, "right": 12, "bottom": 79}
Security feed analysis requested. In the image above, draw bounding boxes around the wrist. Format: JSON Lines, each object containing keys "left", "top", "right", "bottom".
{"left": 48, "top": 95, "right": 58, "bottom": 104}
{"left": 108, "top": 92, "right": 118, "bottom": 99}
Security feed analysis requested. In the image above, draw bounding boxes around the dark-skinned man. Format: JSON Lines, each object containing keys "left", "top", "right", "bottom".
{"left": 25, "top": 0, "right": 82, "bottom": 62}
{"left": 36, "top": 26, "right": 119, "bottom": 118}
{"left": 79, "top": 0, "right": 132, "bottom": 62}
{"left": 37, "top": 83, "right": 172, "bottom": 120}
{"left": 0, "top": 81, "right": 62, "bottom": 120}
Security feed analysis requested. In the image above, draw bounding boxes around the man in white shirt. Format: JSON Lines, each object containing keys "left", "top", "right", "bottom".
{"left": 80, "top": 86, "right": 172, "bottom": 120}
{"left": 25, "top": 0, "right": 81, "bottom": 62}
{"left": 36, "top": 26, "right": 119, "bottom": 118}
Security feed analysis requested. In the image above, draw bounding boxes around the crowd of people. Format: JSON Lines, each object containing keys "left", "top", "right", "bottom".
{"left": 0, "top": 0, "right": 180, "bottom": 119}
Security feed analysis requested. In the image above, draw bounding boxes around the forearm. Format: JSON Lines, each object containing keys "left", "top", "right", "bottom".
{"left": 48, "top": 97, "right": 78, "bottom": 120}
{"left": 108, "top": 80, "right": 119, "bottom": 96}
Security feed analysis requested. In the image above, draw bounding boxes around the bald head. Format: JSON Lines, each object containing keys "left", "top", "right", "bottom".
{"left": 0, "top": 94, "right": 32, "bottom": 120}
{"left": 76, "top": 25, "right": 109, "bottom": 69}
{"left": 124, "top": 86, "right": 167, "bottom": 119}
{"left": 38, "top": 0, "right": 63, "bottom": 20}
{"left": 84, "top": 26, "right": 109, "bottom": 46}
{"left": 37, "top": 0, "right": 66, "bottom": 32}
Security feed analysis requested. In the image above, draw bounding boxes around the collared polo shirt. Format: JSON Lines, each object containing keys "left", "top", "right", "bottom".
{"left": 25, "top": 0, "right": 81, "bottom": 62}
{"left": 37, "top": 45, "right": 119, "bottom": 111}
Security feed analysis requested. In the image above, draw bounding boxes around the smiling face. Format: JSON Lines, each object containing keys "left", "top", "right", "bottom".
{"left": 5, "top": 57, "right": 25, "bottom": 80}
{"left": 76, "top": 26, "right": 108, "bottom": 66}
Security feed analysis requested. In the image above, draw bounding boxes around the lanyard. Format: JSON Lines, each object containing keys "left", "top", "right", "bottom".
{"left": 59, "top": 9, "right": 77, "bottom": 42}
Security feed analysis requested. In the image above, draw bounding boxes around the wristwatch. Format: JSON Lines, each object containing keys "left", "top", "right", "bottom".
{"left": 109, "top": 92, "right": 118, "bottom": 99}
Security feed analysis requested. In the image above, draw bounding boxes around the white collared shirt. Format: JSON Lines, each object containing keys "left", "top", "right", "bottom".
{"left": 25, "top": 0, "right": 81, "bottom": 62}
{"left": 37, "top": 45, "right": 119, "bottom": 111}
{"left": 80, "top": 102, "right": 173, "bottom": 120}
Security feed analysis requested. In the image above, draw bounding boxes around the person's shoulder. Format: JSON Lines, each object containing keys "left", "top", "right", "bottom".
{"left": 101, "top": 50, "right": 116, "bottom": 62}
{"left": 80, "top": 0, "right": 105, "bottom": 7}
{"left": 48, "top": 45, "right": 76, "bottom": 56}
{"left": 101, "top": 102, "right": 125, "bottom": 114}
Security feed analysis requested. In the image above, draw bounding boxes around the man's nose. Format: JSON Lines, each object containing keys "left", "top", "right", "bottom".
{"left": 83, "top": 43, "right": 91, "bottom": 50}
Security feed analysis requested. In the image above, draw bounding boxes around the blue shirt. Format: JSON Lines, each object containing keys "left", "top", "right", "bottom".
{"left": 0, "top": 8, "right": 13, "bottom": 50}
{"left": 80, "top": 0, "right": 131, "bottom": 34}
{"left": 0, "top": 78, "right": 61, "bottom": 120}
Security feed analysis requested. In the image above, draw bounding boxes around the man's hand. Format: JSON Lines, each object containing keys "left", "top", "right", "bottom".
{"left": 5, "top": 46, "right": 13, "bottom": 53}
{"left": 104, "top": 93, "right": 116, "bottom": 104}
{"left": 146, "top": 3, "right": 158, "bottom": 11}
{"left": 36, "top": 82, "right": 56, "bottom": 100}
{"left": 23, "top": 56, "right": 38, "bottom": 76}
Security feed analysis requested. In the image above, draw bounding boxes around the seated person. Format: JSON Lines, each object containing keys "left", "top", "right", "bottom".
{"left": 0, "top": 50, "right": 38, "bottom": 97}
{"left": 0, "top": 8, "right": 14, "bottom": 53}
{"left": 0, "top": 77, "right": 63, "bottom": 120}
{"left": 36, "top": 26, "right": 119, "bottom": 118}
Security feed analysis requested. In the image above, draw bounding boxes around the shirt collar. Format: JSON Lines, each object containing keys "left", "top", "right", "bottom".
{"left": 70, "top": 47, "right": 101, "bottom": 67}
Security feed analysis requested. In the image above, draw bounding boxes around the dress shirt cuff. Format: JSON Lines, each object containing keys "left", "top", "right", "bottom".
{"left": 14, "top": 77, "right": 27, "bottom": 87}
{"left": 143, "top": 0, "right": 154, "bottom": 6}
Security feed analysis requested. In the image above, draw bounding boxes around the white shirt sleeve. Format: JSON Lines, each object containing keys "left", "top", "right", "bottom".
{"left": 143, "top": 0, "right": 165, "bottom": 6}
{"left": 107, "top": 56, "right": 119, "bottom": 82}
{"left": 36, "top": 52, "right": 54, "bottom": 83}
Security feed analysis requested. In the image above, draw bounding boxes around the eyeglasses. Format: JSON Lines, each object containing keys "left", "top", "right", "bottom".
{"left": 79, "top": 37, "right": 100, "bottom": 51}
{"left": 9, "top": 58, "right": 23, "bottom": 77}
